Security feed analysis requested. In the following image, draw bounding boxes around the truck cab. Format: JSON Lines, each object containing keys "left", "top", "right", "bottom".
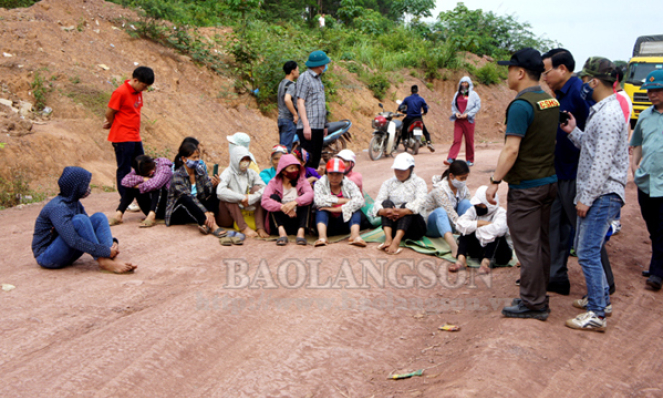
{"left": 625, "top": 35, "right": 663, "bottom": 128}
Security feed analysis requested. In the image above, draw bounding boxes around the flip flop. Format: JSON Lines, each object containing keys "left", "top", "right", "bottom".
{"left": 139, "top": 219, "right": 157, "bottom": 228}
{"left": 377, "top": 243, "right": 387, "bottom": 251}
{"left": 219, "top": 237, "right": 233, "bottom": 246}
{"left": 276, "top": 236, "right": 289, "bottom": 246}
{"left": 387, "top": 248, "right": 403, "bottom": 255}
{"left": 108, "top": 217, "right": 123, "bottom": 226}
{"left": 448, "top": 263, "right": 466, "bottom": 273}
{"left": 349, "top": 237, "right": 367, "bottom": 247}
{"left": 230, "top": 236, "right": 244, "bottom": 245}
{"left": 211, "top": 228, "right": 227, "bottom": 238}
{"left": 314, "top": 239, "right": 328, "bottom": 247}
{"left": 198, "top": 225, "right": 210, "bottom": 235}
{"left": 296, "top": 237, "right": 307, "bottom": 246}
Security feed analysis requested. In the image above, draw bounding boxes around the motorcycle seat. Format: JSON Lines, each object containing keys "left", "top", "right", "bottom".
{"left": 393, "top": 119, "right": 403, "bottom": 129}
{"left": 327, "top": 120, "right": 349, "bottom": 133}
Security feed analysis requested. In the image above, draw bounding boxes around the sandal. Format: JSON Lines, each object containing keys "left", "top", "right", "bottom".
{"left": 276, "top": 236, "right": 289, "bottom": 246}
{"left": 230, "top": 236, "right": 244, "bottom": 245}
{"left": 349, "top": 237, "right": 367, "bottom": 247}
{"left": 377, "top": 243, "right": 387, "bottom": 251}
{"left": 296, "top": 237, "right": 307, "bottom": 246}
{"left": 108, "top": 217, "right": 123, "bottom": 226}
{"left": 211, "top": 228, "right": 227, "bottom": 238}
{"left": 198, "top": 225, "right": 210, "bottom": 235}
{"left": 219, "top": 237, "right": 233, "bottom": 246}
{"left": 386, "top": 248, "right": 403, "bottom": 255}
{"left": 448, "top": 263, "right": 466, "bottom": 273}
{"left": 139, "top": 219, "right": 157, "bottom": 228}
{"left": 314, "top": 239, "right": 328, "bottom": 247}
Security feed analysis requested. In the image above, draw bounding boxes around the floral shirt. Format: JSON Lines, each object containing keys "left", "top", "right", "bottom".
{"left": 371, "top": 173, "right": 428, "bottom": 217}
{"left": 314, "top": 176, "right": 364, "bottom": 223}
{"left": 568, "top": 94, "right": 629, "bottom": 206}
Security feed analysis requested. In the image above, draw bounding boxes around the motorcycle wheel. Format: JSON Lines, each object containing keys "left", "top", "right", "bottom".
{"left": 369, "top": 135, "right": 385, "bottom": 161}
{"left": 413, "top": 141, "right": 420, "bottom": 155}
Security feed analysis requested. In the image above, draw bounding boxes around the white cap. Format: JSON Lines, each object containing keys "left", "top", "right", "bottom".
{"left": 227, "top": 132, "right": 251, "bottom": 148}
{"left": 336, "top": 149, "right": 356, "bottom": 163}
{"left": 391, "top": 153, "right": 415, "bottom": 170}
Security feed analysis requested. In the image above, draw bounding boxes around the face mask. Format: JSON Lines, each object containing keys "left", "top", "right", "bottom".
{"left": 451, "top": 178, "right": 466, "bottom": 190}
{"left": 239, "top": 160, "right": 250, "bottom": 172}
{"left": 284, "top": 170, "right": 299, "bottom": 181}
{"left": 81, "top": 186, "right": 92, "bottom": 199}
{"left": 475, "top": 205, "right": 488, "bottom": 216}
{"left": 580, "top": 81, "right": 594, "bottom": 101}
{"left": 461, "top": 88, "right": 468, "bottom": 95}
{"left": 322, "top": 64, "right": 328, "bottom": 73}
{"left": 185, "top": 159, "right": 199, "bottom": 169}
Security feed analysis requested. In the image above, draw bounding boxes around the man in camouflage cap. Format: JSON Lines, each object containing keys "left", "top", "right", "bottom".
{"left": 560, "top": 57, "right": 629, "bottom": 332}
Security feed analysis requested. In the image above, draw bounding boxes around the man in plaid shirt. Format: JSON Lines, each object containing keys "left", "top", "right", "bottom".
{"left": 297, "top": 50, "right": 331, "bottom": 170}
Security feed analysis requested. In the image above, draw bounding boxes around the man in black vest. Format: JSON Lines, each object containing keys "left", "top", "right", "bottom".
{"left": 486, "top": 48, "right": 559, "bottom": 320}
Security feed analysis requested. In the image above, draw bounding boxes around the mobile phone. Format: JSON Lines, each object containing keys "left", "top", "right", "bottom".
{"left": 559, "top": 111, "right": 570, "bottom": 125}
{"left": 212, "top": 164, "right": 219, "bottom": 176}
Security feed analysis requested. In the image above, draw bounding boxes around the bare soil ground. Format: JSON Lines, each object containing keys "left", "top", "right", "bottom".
{"left": 1, "top": 145, "right": 662, "bottom": 397}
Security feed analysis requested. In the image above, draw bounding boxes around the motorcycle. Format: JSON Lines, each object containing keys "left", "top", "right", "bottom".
{"left": 368, "top": 102, "right": 423, "bottom": 161}
{"left": 292, "top": 119, "right": 353, "bottom": 163}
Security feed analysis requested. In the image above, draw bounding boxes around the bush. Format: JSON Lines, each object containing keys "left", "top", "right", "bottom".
{"left": 475, "top": 63, "right": 502, "bottom": 85}
{"left": 366, "top": 73, "right": 390, "bottom": 100}
{"left": 0, "top": 172, "right": 47, "bottom": 209}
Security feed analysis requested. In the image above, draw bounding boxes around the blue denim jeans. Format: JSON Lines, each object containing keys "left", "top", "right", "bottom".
{"left": 278, "top": 118, "right": 297, "bottom": 152}
{"left": 316, "top": 209, "right": 361, "bottom": 236}
{"left": 575, "top": 194, "right": 622, "bottom": 317}
{"left": 426, "top": 199, "right": 472, "bottom": 237}
{"left": 37, "top": 213, "right": 114, "bottom": 269}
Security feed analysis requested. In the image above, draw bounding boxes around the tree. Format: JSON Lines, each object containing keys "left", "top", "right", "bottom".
{"left": 393, "top": 0, "right": 435, "bottom": 20}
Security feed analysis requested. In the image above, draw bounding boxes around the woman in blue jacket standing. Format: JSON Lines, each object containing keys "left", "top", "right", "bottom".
{"left": 32, "top": 167, "right": 137, "bottom": 273}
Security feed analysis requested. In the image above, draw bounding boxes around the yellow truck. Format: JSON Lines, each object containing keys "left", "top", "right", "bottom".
{"left": 625, "top": 35, "right": 663, "bottom": 128}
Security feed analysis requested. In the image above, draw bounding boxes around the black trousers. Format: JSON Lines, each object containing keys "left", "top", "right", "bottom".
{"left": 298, "top": 128, "right": 325, "bottom": 169}
{"left": 380, "top": 200, "right": 426, "bottom": 240}
{"left": 400, "top": 116, "right": 431, "bottom": 145}
{"left": 638, "top": 189, "right": 663, "bottom": 279}
{"left": 457, "top": 233, "right": 512, "bottom": 266}
{"left": 169, "top": 195, "right": 219, "bottom": 226}
{"left": 117, "top": 187, "right": 168, "bottom": 219}
{"left": 112, "top": 141, "right": 144, "bottom": 198}
{"left": 268, "top": 194, "right": 311, "bottom": 235}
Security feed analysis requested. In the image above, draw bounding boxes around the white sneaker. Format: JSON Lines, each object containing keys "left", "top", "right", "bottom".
{"left": 572, "top": 297, "right": 612, "bottom": 317}
{"left": 127, "top": 203, "right": 140, "bottom": 212}
{"left": 611, "top": 220, "right": 622, "bottom": 235}
{"left": 565, "top": 311, "right": 606, "bottom": 332}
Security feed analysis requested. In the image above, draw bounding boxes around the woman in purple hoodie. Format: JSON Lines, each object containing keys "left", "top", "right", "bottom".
{"left": 261, "top": 154, "right": 314, "bottom": 246}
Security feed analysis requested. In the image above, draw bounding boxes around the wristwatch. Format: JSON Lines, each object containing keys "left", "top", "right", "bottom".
{"left": 490, "top": 176, "right": 501, "bottom": 185}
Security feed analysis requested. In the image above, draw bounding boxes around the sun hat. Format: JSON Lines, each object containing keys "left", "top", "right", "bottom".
{"left": 305, "top": 50, "right": 331, "bottom": 68}
{"left": 391, "top": 153, "right": 415, "bottom": 170}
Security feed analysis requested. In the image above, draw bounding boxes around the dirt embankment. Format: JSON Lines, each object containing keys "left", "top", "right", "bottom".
{"left": 0, "top": 0, "right": 513, "bottom": 194}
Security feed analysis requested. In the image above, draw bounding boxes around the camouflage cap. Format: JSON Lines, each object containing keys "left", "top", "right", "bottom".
{"left": 579, "top": 57, "right": 616, "bottom": 82}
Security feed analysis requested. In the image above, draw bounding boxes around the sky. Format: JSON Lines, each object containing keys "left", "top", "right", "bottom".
{"left": 429, "top": 0, "right": 663, "bottom": 69}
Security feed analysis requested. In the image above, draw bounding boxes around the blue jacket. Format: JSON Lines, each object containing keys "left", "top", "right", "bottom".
{"left": 32, "top": 167, "right": 111, "bottom": 259}
{"left": 555, "top": 76, "right": 590, "bottom": 180}
{"left": 401, "top": 93, "right": 428, "bottom": 118}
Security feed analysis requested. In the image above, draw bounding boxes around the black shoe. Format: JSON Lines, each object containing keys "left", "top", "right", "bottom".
{"left": 502, "top": 302, "right": 550, "bottom": 321}
{"left": 643, "top": 270, "right": 651, "bottom": 278}
{"left": 515, "top": 279, "right": 520, "bottom": 286}
{"left": 646, "top": 275, "right": 662, "bottom": 291}
{"left": 511, "top": 298, "right": 521, "bottom": 306}
{"left": 547, "top": 279, "right": 570, "bottom": 296}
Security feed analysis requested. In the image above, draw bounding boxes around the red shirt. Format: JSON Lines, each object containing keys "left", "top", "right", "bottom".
{"left": 457, "top": 95, "right": 468, "bottom": 114}
{"left": 107, "top": 80, "right": 143, "bottom": 143}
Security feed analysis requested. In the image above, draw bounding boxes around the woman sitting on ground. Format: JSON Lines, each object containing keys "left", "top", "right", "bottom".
{"left": 313, "top": 158, "right": 366, "bottom": 247}
{"left": 424, "top": 160, "right": 472, "bottom": 256}
{"left": 259, "top": 144, "right": 289, "bottom": 185}
{"left": 335, "top": 149, "right": 363, "bottom": 193}
{"left": 452, "top": 185, "right": 512, "bottom": 274}
{"left": 164, "top": 142, "right": 226, "bottom": 237}
{"left": 32, "top": 166, "right": 136, "bottom": 273}
{"left": 217, "top": 146, "right": 268, "bottom": 238}
{"left": 292, "top": 148, "right": 321, "bottom": 186}
{"left": 372, "top": 153, "right": 428, "bottom": 255}
{"left": 261, "top": 154, "right": 313, "bottom": 246}
{"left": 109, "top": 155, "right": 172, "bottom": 228}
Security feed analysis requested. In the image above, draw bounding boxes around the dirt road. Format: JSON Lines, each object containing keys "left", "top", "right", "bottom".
{"left": 1, "top": 147, "right": 661, "bottom": 397}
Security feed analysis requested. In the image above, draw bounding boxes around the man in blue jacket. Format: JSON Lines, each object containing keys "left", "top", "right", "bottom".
{"left": 399, "top": 85, "right": 435, "bottom": 152}
{"left": 32, "top": 167, "right": 137, "bottom": 273}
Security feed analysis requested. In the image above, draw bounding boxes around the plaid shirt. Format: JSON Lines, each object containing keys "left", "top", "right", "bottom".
{"left": 165, "top": 166, "right": 215, "bottom": 226}
{"left": 296, "top": 69, "right": 327, "bottom": 130}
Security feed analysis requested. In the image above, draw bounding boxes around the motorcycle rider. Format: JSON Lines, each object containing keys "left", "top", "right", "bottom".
{"left": 398, "top": 85, "right": 435, "bottom": 152}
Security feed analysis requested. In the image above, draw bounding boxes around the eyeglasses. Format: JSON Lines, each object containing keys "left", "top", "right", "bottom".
{"left": 542, "top": 67, "right": 558, "bottom": 76}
